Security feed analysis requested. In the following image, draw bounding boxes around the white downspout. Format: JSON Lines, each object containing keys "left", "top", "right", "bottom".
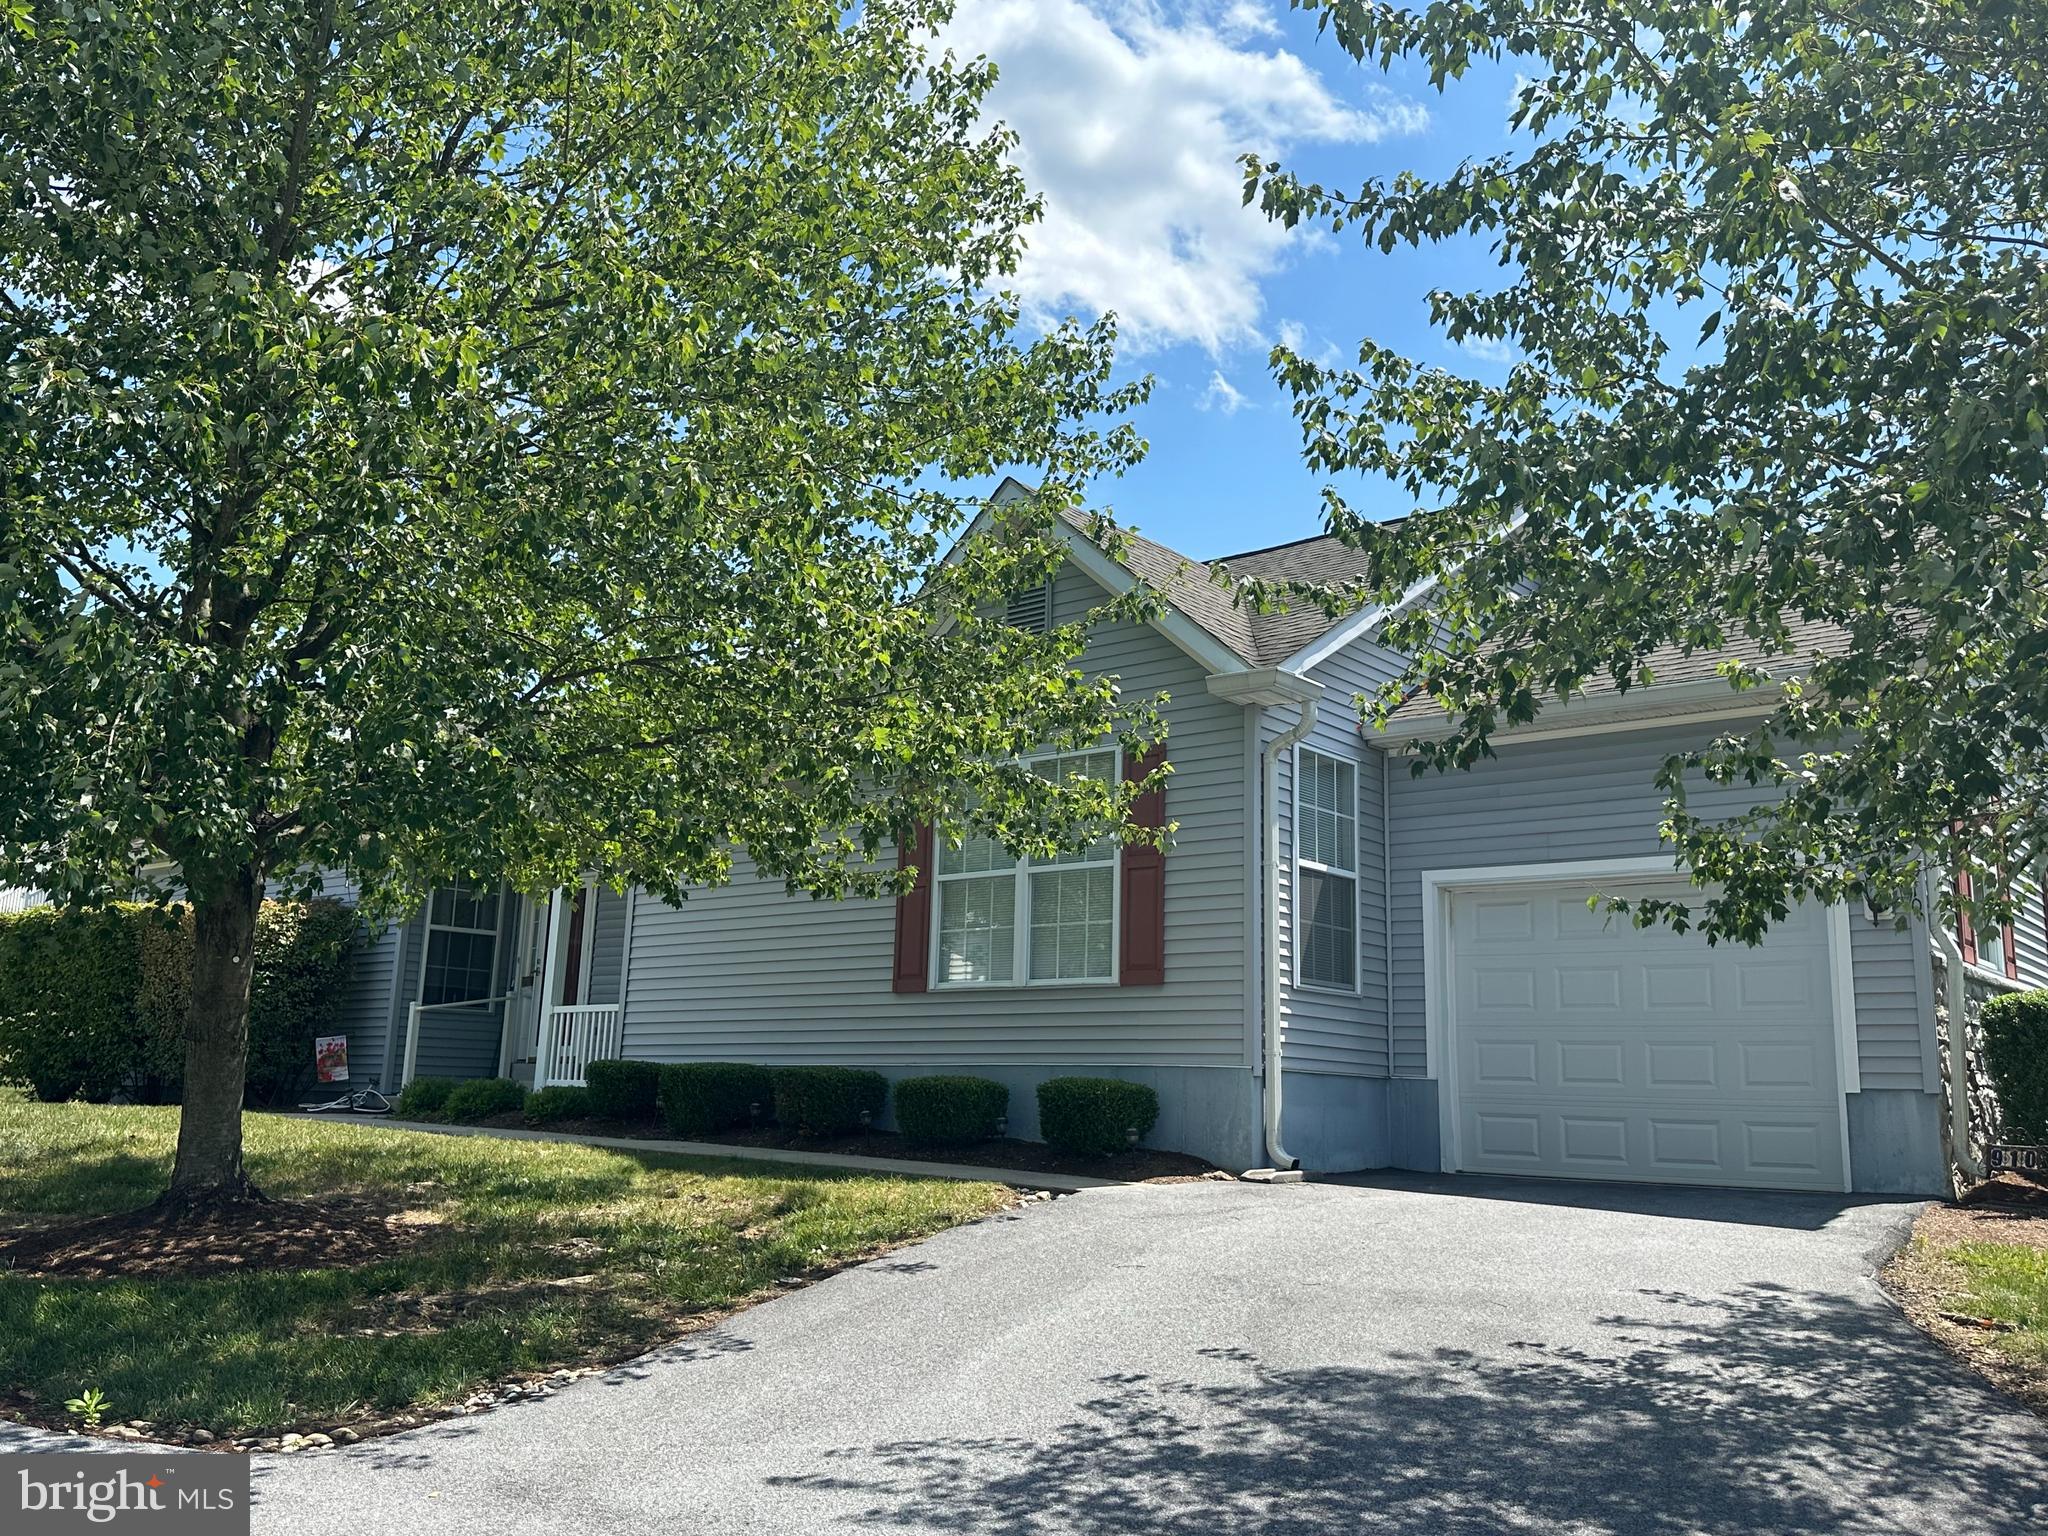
{"left": 1931, "top": 871, "right": 1985, "bottom": 1184}
{"left": 1261, "top": 692, "right": 1320, "bottom": 1170}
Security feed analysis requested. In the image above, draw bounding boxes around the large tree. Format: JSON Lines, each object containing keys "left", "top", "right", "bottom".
{"left": 0, "top": 0, "right": 1158, "bottom": 1208}
{"left": 1244, "top": 0, "right": 2048, "bottom": 939}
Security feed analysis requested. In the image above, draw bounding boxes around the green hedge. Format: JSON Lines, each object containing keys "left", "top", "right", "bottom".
{"left": 1036, "top": 1076, "right": 1159, "bottom": 1157}
{"left": 524, "top": 1085, "right": 592, "bottom": 1126}
{"left": 584, "top": 1058, "right": 663, "bottom": 1121}
{"left": 657, "top": 1062, "right": 773, "bottom": 1136}
{"left": 896, "top": 1075, "right": 1007, "bottom": 1144}
{"left": 443, "top": 1077, "right": 528, "bottom": 1123}
{"left": 0, "top": 900, "right": 360, "bottom": 1105}
{"left": 772, "top": 1066, "right": 887, "bottom": 1136}
{"left": 1983, "top": 989, "right": 2048, "bottom": 1143}
{"left": 395, "top": 1076, "right": 457, "bottom": 1118}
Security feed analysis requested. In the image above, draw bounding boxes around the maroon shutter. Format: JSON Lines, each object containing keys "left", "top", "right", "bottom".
{"left": 1120, "top": 747, "right": 1167, "bottom": 987}
{"left": 2004, "top": 920, "right": 2020, "bottom": 980}
{"left": 892, "top": 824, "right": 934, "bottom": 993}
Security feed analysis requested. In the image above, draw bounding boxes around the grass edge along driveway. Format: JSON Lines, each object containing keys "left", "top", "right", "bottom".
{"left": 0, "top": 1092, "right": 1009, "bottom": 1442}
{"left": 1884, "top": 1199, "right": 2048, "bottom": 1417}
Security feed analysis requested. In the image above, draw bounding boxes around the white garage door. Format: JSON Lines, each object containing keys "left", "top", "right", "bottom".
{"left": 1447, "top": 880, "right": 1847, "bottom": 1191}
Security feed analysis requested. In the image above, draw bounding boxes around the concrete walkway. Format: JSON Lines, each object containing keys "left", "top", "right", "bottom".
{"left": 309, "top": 1113, "right": 1129, "bottom": 1191}
{"left": 9, "top": 1173, "right": 2046, "bottom": 1534}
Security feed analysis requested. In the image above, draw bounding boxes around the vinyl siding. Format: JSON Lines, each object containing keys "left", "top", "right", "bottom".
{"left": 299, "top": 868, "right": 405, "bottom": 1088}
{"left": 334, "top": 915, "right": 402, "bottom": 1090}
{"left": 586, "top": 885, "right": 628, "bottom": 1005}
{"left": 1383, "top": 722, "right": 1934, "bottom": 1092}
{"left": 1851, "top": 913, "right": 1932, "bottom": 1092}
{"left": 621, "top": 562, "right": 1250, "bottom": 1070}
{"left": 1264, "top": 636, "right": 1406, "bottom": 1077}
{"left": 2007, "top": 874, "right": 2048, "bottom": 987}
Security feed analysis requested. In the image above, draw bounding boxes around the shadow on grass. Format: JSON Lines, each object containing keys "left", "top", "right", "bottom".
{"left": 0, "top": 1151, "right": 172, "bottom": 1219}
{"left": 769, "top": 1283, "right": 2048, "bottom": 1535}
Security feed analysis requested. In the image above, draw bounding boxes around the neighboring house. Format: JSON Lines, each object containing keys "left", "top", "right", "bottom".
{"left": 339, "top": 482, "right": 2043, "bottom": 1195}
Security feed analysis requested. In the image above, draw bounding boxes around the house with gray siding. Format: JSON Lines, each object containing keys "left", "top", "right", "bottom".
{"left": 346, "top": 484, "right": 2042, "bottom": 1196}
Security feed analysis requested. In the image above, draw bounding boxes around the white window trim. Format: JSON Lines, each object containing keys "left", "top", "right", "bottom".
{"left": 1291, "top": 743, "right": 1362, "bottom": 996}
{"left": 418, "top": 883, "right": 503, "bottom": 1008}
{"left": 928, "top": 746, "right": 1123, "bottom": 990}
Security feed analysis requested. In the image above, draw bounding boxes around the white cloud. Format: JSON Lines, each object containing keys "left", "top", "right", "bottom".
{"left": 1507, "top": 72, "right": 1540, "bottom": 118}
{"left": 1275, "top": 316, "right": 1343, "bottom": 367}
{"left": 1213, "top": 0, "right": 1281, "bottom": 42}
{"left": 1455, "top": 334, "right": 1521, "bottom": 366}
{"left": 937, "top": 0, "right": 1428, "bottom": 354}
{"left": 1197, "top": 369, "right": 1249, "bottom": 413}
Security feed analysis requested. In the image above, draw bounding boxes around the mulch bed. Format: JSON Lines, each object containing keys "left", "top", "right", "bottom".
{"left": 495, "top": 1114, "right": 1224, "bottom": 1183}
{"left": 1882, "top": 1177, "right": 2048, "bottom": 1419}
{"left": 1961, "top": 1170, "right": 2048, "bottom": 1209}
{"left": 0, "top": 1195, "right": 439, "bottom": 1281}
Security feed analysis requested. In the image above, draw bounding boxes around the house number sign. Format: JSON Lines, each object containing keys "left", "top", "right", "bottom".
{"left": 1987, "top": 1145, "right": 2048, "bottom": 1174}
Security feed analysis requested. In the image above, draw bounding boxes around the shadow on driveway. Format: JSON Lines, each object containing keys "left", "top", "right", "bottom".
{"left": 771, "top": 1281, "right": 2048, "bottom": 1535}
{"left": 1322, "top": 1168, "right": 1920, "bottom": 1232}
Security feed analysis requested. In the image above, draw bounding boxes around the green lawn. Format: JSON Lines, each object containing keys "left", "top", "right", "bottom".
{"left": 0, "top": 1093, "right": 1007, "bottom": 1438}
{"left": 1950, "top": 1241, "right": 2048, "bottom": 1369}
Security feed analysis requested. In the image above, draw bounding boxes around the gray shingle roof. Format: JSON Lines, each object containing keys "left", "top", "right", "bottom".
{"left": 1209, "top": 534, "right": 1383, "bottom": 665}
{"left": 1383, "top": 615, "right": 1853, "bottom": 724}
{"left": 1057, "top": 498, "right": 1852, "bottom": 708}
{"left": 1061, "top": 511, "right": 1385, "bottom": 667}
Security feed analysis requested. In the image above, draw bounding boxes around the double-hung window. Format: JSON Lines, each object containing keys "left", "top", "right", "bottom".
{"left": 1294, "top": 747, "right": 1358, "bottom": 992}
{"left": 421, "top": 882, "right": 502, "bottom": 1006}
{"left": 933, "top": 749, "right": 1119, "bottom": 986}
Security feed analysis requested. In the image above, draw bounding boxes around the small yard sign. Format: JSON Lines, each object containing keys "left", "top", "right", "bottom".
{"left": 1987, "top": 1145, "right": 2048, "bottom": 1174}
{"left": 314, "top": 1035, "right": 349, "bottom": 1084}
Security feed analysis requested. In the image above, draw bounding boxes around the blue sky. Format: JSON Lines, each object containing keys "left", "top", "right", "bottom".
{"left": 937, "top": 0, "right": 1525, "bottom": 559}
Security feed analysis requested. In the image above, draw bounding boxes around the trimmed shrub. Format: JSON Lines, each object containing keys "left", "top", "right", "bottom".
{"left": 243, "top": 901, "right": 363, "bottom": 1106}
{"left": 0, "top": 898, "right": 360, "bottom": 1105}
{"left": 442, "top": 1076, "right": 529, "bottom": 1123}
{"left": 896, "top": 1075, "right": 1008, "bottom": 1144}
{"left": 395, "top": 1076, "right": 457, "bottom": 1118}
{"left": 131, "top": 907, "right": 193, "bottom": 1102}
{"left": 0, "top": 907, "right": 148, "bottom": 1102}
{"left": 1983, "top": 989, "right": 2048, "bottom": 1143}
{"left": 524, "top": 1085, "right": 592, "bottom": 1126}
{"left": 657, "top": 1062, "right": 773, "bottom": 1137}
{"left": 772, "top": 1065, "right": 887, "bottom": 1136}
{"left": 584, "top": 1057, "right": 663, "bottom": 1121}
{"left": 1036, "top": 1076, "right": 1160, "bottom": 1157}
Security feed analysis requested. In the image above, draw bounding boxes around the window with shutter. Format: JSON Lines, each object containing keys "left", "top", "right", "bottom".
{"left": 894, "top": 744, "right": 1166, "bottom": 991}
{"left": 931, "top": 748, "right": 1119, "bottom": 986}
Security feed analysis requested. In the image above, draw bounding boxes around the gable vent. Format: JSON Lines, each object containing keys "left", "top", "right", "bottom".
{"left": 1005, "top": 581, "right": 1052, "bottom": 634}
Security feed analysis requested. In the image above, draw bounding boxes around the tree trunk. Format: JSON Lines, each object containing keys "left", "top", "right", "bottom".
{"left": 162, "top": 864, "right": 266, "bottom": 1210}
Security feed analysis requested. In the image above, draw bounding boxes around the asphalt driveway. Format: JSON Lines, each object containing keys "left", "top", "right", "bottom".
{"left": 9, "top": 1174, "right": 2048, "bottom": 1534}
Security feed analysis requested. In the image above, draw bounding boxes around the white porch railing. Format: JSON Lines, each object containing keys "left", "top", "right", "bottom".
{"left": 539, "top": 1004, "right": 624, "bottom": 1087}
{"left": 402, "top": 994, "right": 511, "bottom": 1088}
